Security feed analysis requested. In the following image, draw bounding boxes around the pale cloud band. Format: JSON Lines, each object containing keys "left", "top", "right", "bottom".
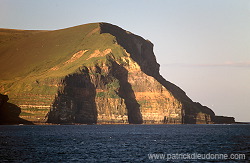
{"left": 163, "top": 61, "right": 250, "bottom": 68}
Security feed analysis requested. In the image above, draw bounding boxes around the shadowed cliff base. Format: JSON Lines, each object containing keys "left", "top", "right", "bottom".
{"left": 0, "top": 94, "right": 33, "bottom": 125}
{"left": 46, "top": 68, "right": 97, "bottom": 124}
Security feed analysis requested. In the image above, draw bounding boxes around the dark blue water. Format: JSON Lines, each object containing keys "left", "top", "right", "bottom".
{"left": 0, "top": 124, "right": 249, "bottom": 162}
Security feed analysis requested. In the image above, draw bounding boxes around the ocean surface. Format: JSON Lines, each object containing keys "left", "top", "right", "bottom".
{"left": 0, "top": 124, "right": 249, "bottom": 162}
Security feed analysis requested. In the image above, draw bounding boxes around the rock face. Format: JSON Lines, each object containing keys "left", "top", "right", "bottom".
{"left": 0, "top": 94, "right": 33, "bottom": 124}
{"left": 0, "top": 23, "right": 234, "bottom": 124}
{"left": 47, "top": 69, "right": 98, "bottom": 124}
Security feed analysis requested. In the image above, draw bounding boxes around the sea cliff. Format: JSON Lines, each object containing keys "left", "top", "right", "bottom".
{"left": 0, "top": 23, "right": 234, "bottom": 124}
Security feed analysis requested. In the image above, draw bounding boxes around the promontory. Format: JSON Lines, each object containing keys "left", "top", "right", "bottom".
{"left": 0, "top": 23, "right": 235, "bottom": 124}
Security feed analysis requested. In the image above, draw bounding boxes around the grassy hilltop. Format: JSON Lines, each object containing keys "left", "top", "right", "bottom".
{"left": 1, "top": 23, "right": 116, "bottom": 79}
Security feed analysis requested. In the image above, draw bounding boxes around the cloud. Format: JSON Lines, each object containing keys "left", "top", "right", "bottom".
{"left": 163, "top": 61, "right": 250, "bottom": 68}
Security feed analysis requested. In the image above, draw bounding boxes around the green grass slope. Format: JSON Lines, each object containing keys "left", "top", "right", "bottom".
{"left": 1, "top": 23, "right": 95, "bottom": 79}
{"left": 0, "top": 28, "right": 46, "bottom": 47}
{"left": 0, "top": 23, "right": 126, "bottom": 80}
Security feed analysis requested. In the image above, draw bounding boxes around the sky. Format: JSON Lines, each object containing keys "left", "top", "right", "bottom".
{"left": 0, "top": 0, "right": 249, "bottom": 122}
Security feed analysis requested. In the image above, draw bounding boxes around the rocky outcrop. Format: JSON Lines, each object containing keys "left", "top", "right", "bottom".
{"left": 213, "top": 116, "right": 235, "bottom": 124}
{"left": 46, "top": 23, "right": 215, "bottom": 124}
{"left": 0, "top": 22, "right": 234, "bottom": 124}
{"left": 0, "top": 94, "right": 33, "bottom": 125}
{"left": 45, "top": 23, "right": 231, "bottom": 124}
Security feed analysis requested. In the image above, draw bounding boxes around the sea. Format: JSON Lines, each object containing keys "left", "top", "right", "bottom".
{"left": 0, "top": 124, "right": 249, "bottom": 162}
